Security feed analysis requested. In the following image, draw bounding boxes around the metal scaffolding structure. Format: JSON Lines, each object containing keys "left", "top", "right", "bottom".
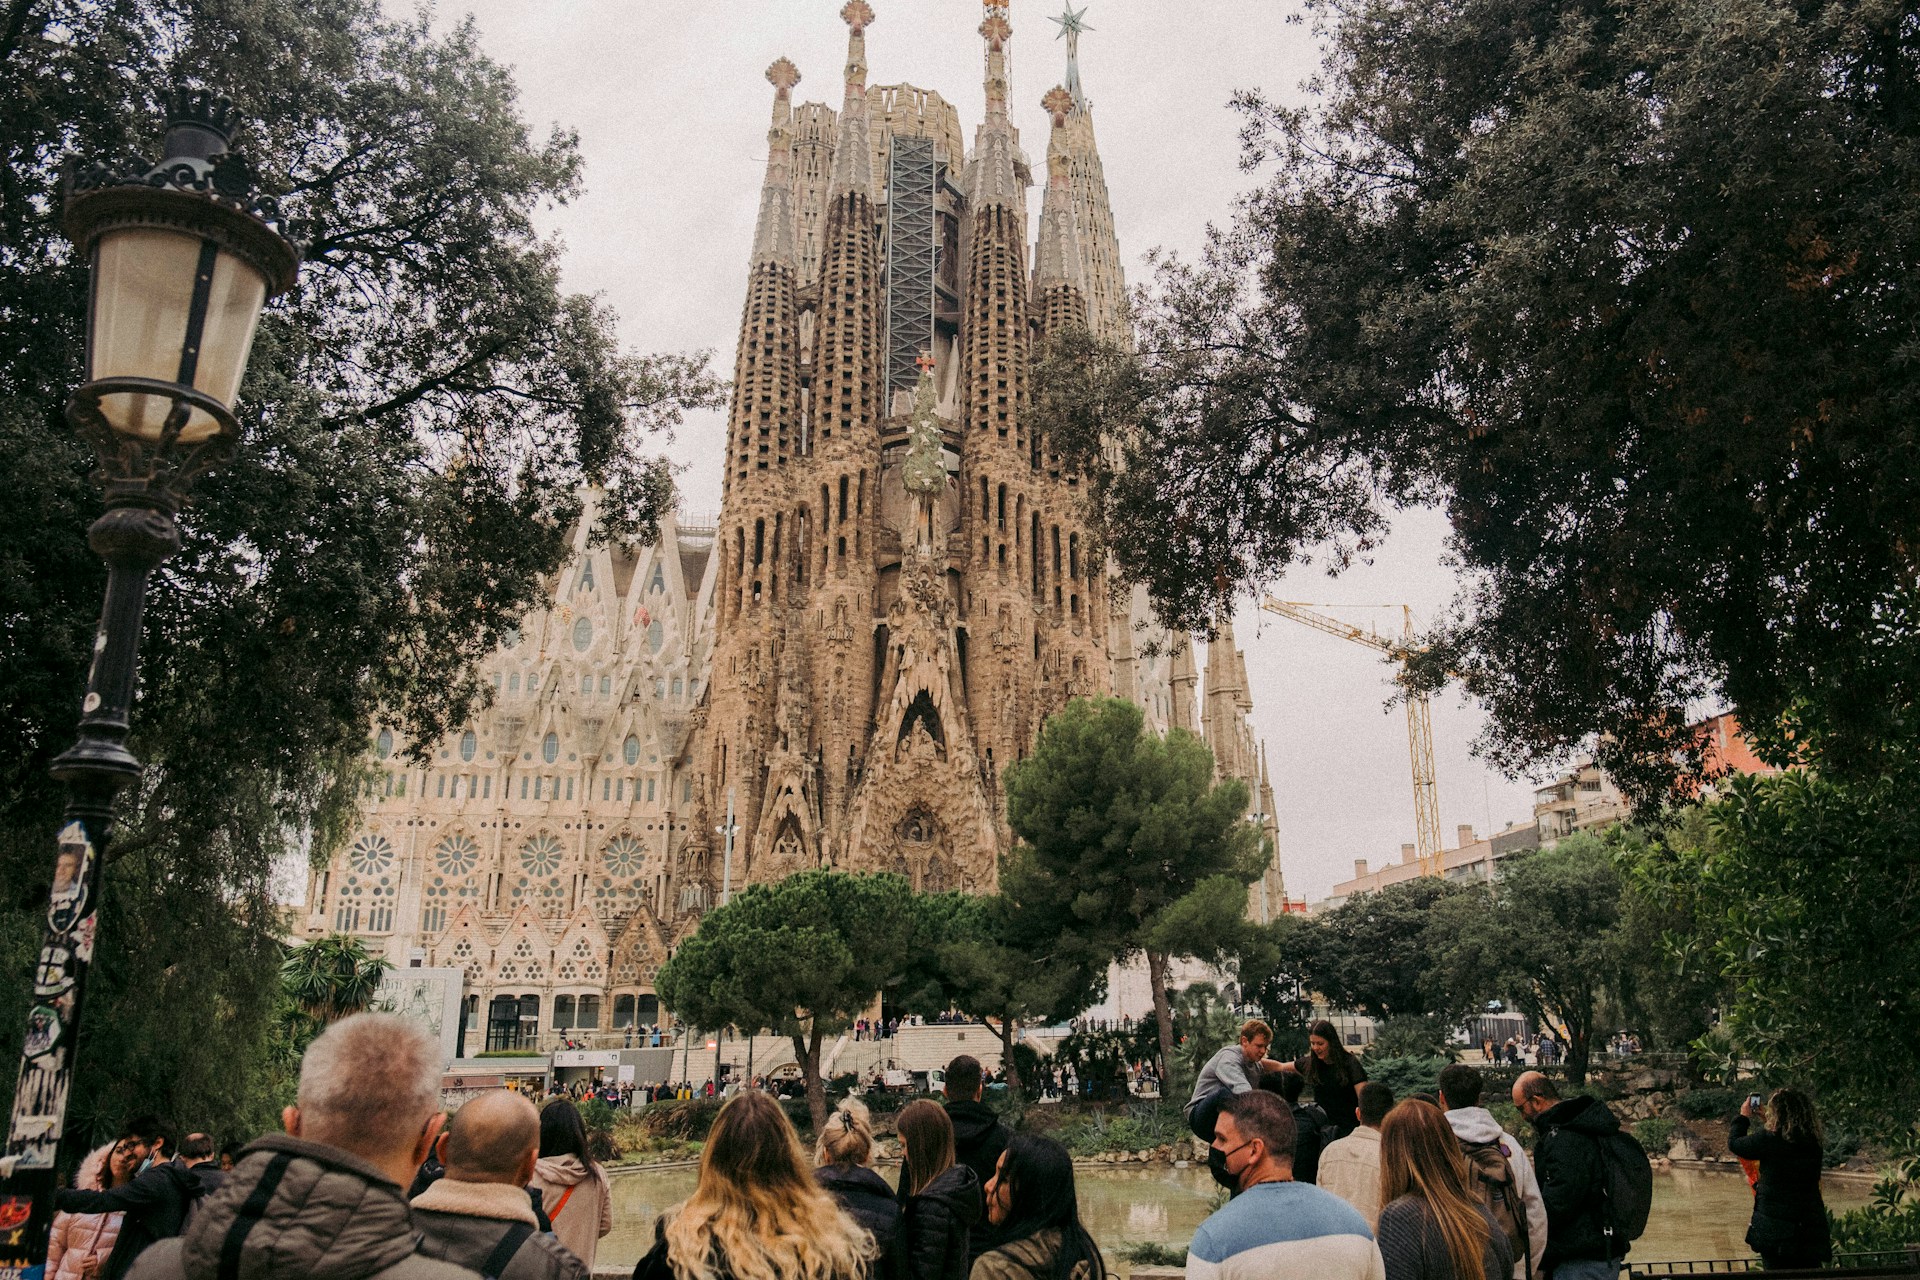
{"left": 882, "top": 134, "right": 938, "bottom": 405}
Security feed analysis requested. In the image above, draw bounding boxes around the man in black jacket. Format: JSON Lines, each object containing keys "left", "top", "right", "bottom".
{"left": 1514, "top": 1071, "right": 1621, "bottom": 1280}
{"left": 942, "top": 1055, "right": 1007, "bottom": 1265}
{"left": 56, "top": 1129, "right": 223, "bottom": 1280}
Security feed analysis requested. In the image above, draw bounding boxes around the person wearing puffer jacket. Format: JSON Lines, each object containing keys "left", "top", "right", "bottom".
{"left": 528, "top": 1101, "right": 612, "bottom": 1273}
{"left": 128, "top": 1014, "right": 475, "bottom": 1280}
{"left": 896, "top": 1102, "right": 981, "bottom": 1280}
{"left": 814, "top": 1097, "right": 902, "bottom": 1280}
{"left": 49, "top": 1142, "right": 137, "bottom": 1280}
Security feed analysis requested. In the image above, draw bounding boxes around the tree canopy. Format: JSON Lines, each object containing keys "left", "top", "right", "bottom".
{"left": 1627, "top": 768, "right": 1920, "bottom": 1131}
{"left": 655, "top": 871, "right": 924, "bottom": 1133}
{"left": 1040, "top": 0, "right": 1920, "bottom": 803}
{"left": 1002, "top": 696, "right": 1265, "bottom": 1087}
{"left": 0, "top": 0, "right": 722, "bottom": 1142}
{"left": 913, "top": 890, "right": 1106, "bottom": 1095}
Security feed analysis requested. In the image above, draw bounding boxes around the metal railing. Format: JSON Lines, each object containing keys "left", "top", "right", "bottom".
{"left": 1630, "top": 1252, "right": 1920, "bottom": 1279}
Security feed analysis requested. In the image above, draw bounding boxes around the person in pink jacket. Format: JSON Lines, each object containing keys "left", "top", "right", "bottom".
{"left": 528, "top": 1100, "right": 611, "bottom": 1272}
{"left": 49, "top": 1141, "right": 139, "bottom": 1280}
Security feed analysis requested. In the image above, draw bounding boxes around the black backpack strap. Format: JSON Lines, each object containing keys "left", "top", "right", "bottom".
{"left": 216, "top": 1153, "right": 296, "bottom": 1280}
{"left": 479, "top": 1221, "right": 536, "bottom": 1280}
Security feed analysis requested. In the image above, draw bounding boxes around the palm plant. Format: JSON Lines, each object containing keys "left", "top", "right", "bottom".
{"left": 281, "top": 934, "right": 391, "bottom": 1026}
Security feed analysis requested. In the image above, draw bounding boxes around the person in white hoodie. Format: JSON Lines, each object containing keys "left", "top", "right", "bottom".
{"left": 527, "top": 1100, "right": 611, "bottom": 1273}
{"left": 1438, "top": 1065, "right": 1547, "bottom": 1280}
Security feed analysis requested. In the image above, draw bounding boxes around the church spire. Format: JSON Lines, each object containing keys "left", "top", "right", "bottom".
{"left": 1049, "top": 4, "right": 1094, "bottom": 111}
{"left": 751, "top": 59, "right": 800, "bottom": 265}
{"left": 830, "top": 1, "right": 875, "bottom": 200}
{"left": 968, "top": 1, "right": 1022, "bottom": 209}
{"left": 1033, "top": 86, "right": 1086, "bottom": 297}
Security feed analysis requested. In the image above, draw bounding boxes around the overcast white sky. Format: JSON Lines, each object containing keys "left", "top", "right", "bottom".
{"left": 424, "top": 0, "right": 1547, "bottom": 901}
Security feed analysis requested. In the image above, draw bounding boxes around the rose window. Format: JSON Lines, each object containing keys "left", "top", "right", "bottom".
{"left": 434, "top": 834, "right": 480, "bottom": 876}
{"left": 604, "top": 835, "right": 645, "bottom": 876}
{"left": 520, "top": 834, "right": 564, "bottom": 876}
{"left": 348, "top": 834, "right": 394, "bottom": 875}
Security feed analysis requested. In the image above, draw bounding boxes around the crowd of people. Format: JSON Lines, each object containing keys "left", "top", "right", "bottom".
{"left": 1181, "top": 1019, "right": 1833, "bottom": 1280}
{"left": 53, "top": 1012, "right": 1832, "bottom": 1280}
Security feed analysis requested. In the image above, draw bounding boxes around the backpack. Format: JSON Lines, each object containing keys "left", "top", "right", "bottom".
{"left": 1461, "top": 1138, "right": 1532, "bottom": 1278}
{"left": 1594, "top": 1129, "right": 1654, "bottom": 1245}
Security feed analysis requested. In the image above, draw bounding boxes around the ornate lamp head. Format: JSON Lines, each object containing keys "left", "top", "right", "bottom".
{"left": 63, "top": 88, "right": 300, "bottom": 470}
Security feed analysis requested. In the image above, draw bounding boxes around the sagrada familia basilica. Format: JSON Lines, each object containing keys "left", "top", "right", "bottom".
{"left": 302, "top": 2, "right": 1286, "bottom": 1051}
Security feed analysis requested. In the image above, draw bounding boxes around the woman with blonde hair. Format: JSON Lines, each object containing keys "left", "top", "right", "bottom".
{"left": 816, "top": 1097, "right": 901, "bottom": 1280}
{"left": 895, "top": 1100, "right": 980, "bottom": 1280}
{"left": 1376, "top": 1100, "right": 1512, "bottom": 1280}
{"left": 1730, "top": 1088, "right": 1831, "bottom": 1269}
{"left": 633, "top": 1090, "right": 873, "bottom": 1280}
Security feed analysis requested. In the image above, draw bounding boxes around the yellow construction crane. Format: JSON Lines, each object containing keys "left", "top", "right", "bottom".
{"left": 1257, "top": 598, "right": 1444, "bottom": 877}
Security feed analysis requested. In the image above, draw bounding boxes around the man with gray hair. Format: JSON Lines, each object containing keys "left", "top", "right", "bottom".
{"left": 412, "top": 1092, "right": 586, "bottom": 1280}
{"left": 130, "top": 1013, "right": 478, "bottom": 1280}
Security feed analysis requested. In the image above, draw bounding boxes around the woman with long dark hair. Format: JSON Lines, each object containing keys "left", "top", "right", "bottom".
{"left": 635, "top": 1091, "right": 872, "bottom": 1280}
{"left": 1376, "top": 1101, "right": 1512, "bottom": 1280}
{"left": 1294, "top": 1020, "right": 1368, "bottom": 1140}
{"left": 896, "top": 1100, "right": 980, "bottom": 1280}
{"left": 531, "top": 1098, "right": 613, "bottom": 1272}
{"left": 1729, "top": 1089, "right": 1832, "bottom": 1270}
{"left": 971, "top": 1136, "right": 1106, "bottom": 1280}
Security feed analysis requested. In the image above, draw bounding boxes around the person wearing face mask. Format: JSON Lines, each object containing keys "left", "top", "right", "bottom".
{"left": 1187, "top": 1092, "right": 1384, "bottom": 1280}
{"left": 970, "top": 1136, "right": 1105, "bottom": 1280}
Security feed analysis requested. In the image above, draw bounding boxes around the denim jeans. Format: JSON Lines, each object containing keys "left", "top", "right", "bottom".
{"left": 1552, "top": 1259, "right": 1622, "bottom": 1280}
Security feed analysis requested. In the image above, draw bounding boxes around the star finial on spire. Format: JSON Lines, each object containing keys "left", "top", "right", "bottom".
{"left": 1042, "top": 85, "right": 1074, "bottom": 127}
{"left": 766, "top": 58, "right": 801, "bottom": 96}
{"left": 1050, "top": 4, "right": 1093, "bottom": 38}
{"left": 840, "top": 0, "right": 874, "bottom": 34}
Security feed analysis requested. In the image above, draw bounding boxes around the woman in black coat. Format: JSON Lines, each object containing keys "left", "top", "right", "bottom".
{"left": 1728, "top": 1089, "right": 1832, "bottom": 1270}
{"left": 815, "top": 1099, "right": 901, "bottom": 1280}
{"left": 895, "top": 1101, "right": 981, "bottom": 1280}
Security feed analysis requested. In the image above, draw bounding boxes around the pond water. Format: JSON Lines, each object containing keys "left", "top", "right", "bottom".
{"left": 603, "top": 1163, "right": 1873, "bottom": 1274}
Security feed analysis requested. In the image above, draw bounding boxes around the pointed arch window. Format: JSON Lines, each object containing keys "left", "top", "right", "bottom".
{"left": 543, "top": 732, "right": 559, "bottom": 764}
{"left": 460, "top": 730, "right": 477, "bottom": 762}
{"left": 624, "top": 736, "right": 641, "bottom": 766}
{"left": 572, "top": 617, "right": 594, "bottom": 651}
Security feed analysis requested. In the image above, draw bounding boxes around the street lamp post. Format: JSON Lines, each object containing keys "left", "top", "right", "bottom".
{"left": 0, "top": 90, "right": 298, "bottom": 1269}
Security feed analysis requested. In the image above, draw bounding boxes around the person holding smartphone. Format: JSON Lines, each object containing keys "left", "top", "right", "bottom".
{"left": 1728, "top": 1089, "right": 1831, "bottom": 1270}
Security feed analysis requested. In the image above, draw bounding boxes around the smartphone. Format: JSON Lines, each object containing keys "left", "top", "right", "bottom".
{"left": 1746, "top": 1093, "right": 1764, "bottom": 1110}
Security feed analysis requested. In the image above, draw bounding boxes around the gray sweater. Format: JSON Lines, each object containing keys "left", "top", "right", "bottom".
{"left": 1186, "top": 1045, "right": 1257, "bottom": 1111}
{"left": 1377, "top": 1196, "right": 1513, "bottom": 1280}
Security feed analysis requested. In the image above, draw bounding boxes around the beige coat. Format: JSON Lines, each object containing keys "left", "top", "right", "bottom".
{"left": 1318, "top": 1125, "right": 1385, "bottom": 1229}
{"left": 528, "top": 1155, "right": 611, "bottom": 1271}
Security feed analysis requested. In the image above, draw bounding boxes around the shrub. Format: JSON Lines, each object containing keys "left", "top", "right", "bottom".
{"left": 1370, "top": 1017, "right": 1455, "bottom": 1061}
{"left": 1633, "top": 1117, "right": 1678, "bottom": 1155}
{"left": 1365, "top": 1054, "right": 1448, "bottom": 1100}
{"left": 1831, "top": 1181, "right": 1920, "bottom": 1253}
{"left": 637, "top": 1098, "right": 722, "bottom": 1141}
{"left": 1488, "top": 1101, "right": 1535, "bottom": 1151}
{"left": 1673, "top": 1088, "right": 1743, "bottom": 1119}
{"left": 1116, "top": 1242, "right": 1188, "bottom": 1267}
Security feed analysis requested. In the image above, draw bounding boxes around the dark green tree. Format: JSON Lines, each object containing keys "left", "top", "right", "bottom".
{"left": 1002, "top": 696, "right": 1266, "bottom": 1090}
{"left": 281, "top": 934, "right": 391, "bottom": 1027}
{"left": 1, "top": 0, "right": 722, "bottom": 1143}
{"left": 1428, "top": 836, "right": 1628, "bottom": 1083}
{"left": 1037, "top": 0, "right": 1920, "bottom": 805}
{"left": 1296, "top": 877, "right": 1472, "bottom": 1022}
{"left": 656, "top": 871, "right": 922, "bottom": 1134}
{"left": 1628, "top": 769, "right": 1920, "bottom": 1132}
{"left": 913, "top": 891, "right": 1105, "bottom": 1097}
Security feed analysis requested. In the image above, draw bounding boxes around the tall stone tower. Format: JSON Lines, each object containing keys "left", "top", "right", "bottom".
{"left": 683, "top": 0, "right": 1158, "bottom": 899}
{"left": 305, "top": 3, "right": 1289, "bottom": 1056}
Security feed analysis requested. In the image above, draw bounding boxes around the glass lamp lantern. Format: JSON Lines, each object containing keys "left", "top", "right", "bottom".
{"left": 63, "top": 89, "right": 300, "bottom": 457}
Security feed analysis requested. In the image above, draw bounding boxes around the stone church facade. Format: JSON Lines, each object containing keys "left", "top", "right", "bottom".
{"left": 301, "top": 3, "right": 1285, "bottom": 1054}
